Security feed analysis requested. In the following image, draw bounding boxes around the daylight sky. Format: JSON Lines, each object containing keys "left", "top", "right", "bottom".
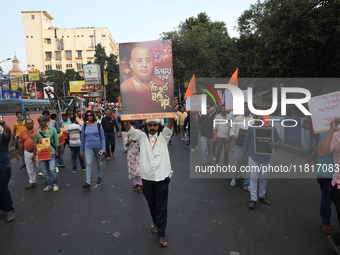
{"left": 1, "top": 0, "right": 257, "bottom": 73}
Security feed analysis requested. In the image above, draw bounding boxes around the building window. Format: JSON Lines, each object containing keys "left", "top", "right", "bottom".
{"left": 102, "top": 35, "right": 106, "bottom": 37}
{"left": 45, "top": 65, "right": 52, "bottom": 70}
{"left": 31, "top": 15, "right": 35, "bottom": 20}
{"left": 55, "top": 51, "right": 61, "bottom": 59}
{"left": 77, "top": 63, "right": 83, "bottom": 70}
{"left": 46, "top": 38, "right": 51, "bottom": 44}
{"left": 77, "top": 51, "right": 82, "bottom": 58}
{"left": 45, "top": 52, "right": 52, "bottom": 59}
{"left": 66, "top": 64, "right": 73, "bottom": 69}
{"left": 31, "top": 36, "right": 33, "bottom": 38}
{"left": 66, "top": 51, "right": 72, "bottom": 58}
{"left": 26, "top": 36, "right": 29, "bottom": 38}
{"left": 56, "top": 64, "right": 62, "bottom": 70}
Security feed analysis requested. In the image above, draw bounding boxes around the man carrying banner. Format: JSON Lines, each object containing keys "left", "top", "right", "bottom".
{"left": 242, "top": 114, "right": 281, "bottom": 209}
{"left": 32, "top": 116, "right": 59, "bottom": 192}
{"left": 123, "top": 113, "right": 176, "bottom": 248}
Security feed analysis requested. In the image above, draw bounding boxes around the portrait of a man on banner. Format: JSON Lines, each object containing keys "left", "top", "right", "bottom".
{"left": 119, "top": 40, "right": 174, "bottom": 120}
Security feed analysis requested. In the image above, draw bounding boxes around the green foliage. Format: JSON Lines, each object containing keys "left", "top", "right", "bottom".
{"left": 235, "top": 0, "right": 340, "bottom": 77}
{"left": 93, "top": 43, "right": 120, "bottom": 102}
{"left": 161, "top": 12, "right": 237, "bottom": 96}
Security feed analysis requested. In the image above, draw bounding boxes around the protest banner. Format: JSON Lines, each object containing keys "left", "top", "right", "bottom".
{"left": 119, "top": 40, "right": 175, "bottom": 120}
{"left": 308, "top": 91, "right": 340, "bottom": 133}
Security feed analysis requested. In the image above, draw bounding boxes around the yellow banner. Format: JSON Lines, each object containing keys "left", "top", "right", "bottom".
{"left": 104, "top": 71, "right": 108, "bottom": 86}
{"left": 69, "top": 80, "right": 103, "bottom": 93}
{"left": 28, "top": 71, "right": 40, "bottom": 81}
{"left": 10, "top": 82, "right": 17, "bottom": 90}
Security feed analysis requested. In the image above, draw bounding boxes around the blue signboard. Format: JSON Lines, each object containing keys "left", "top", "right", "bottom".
{"left": 1, "top": 91, "right": 20, "bottom": 99}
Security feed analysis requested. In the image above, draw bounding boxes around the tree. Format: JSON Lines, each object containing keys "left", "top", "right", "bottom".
{"left": 106, "top": 54, "right": 120, "bottom": 103}
{"left": 235, "top": 0, "right": 340, "bottom": 77}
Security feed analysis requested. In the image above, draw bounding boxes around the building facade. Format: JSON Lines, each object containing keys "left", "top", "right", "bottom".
{"left": 21, "top": 11, "right": 119, "bottom": 75}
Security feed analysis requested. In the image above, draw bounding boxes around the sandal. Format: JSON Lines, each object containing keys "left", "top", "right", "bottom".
{"left": 151, "top": 224, "right": 158, "bottom": 234}
{"left": 321, "top": 224, "right": 334, "bottom": 235}
{"left": 157, "top": 237, "right": 168, "bottom": 248}
{"left": 6, "top": 211, "right": 15, "bottom": 223}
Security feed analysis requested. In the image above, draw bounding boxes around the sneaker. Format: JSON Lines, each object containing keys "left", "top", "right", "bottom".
{"left": 57, "top": 165, "right": 65, "bottom": 168}
{"left": 249, "top": 201, "right": 256, "bottom": 209}
{"left": 132, "top": 185, "right": 139, "bottom": 191}
{"left": 38, "top": 172, "right": 43, "bottom": 176}
{"left": 72, "top": 170, "right": 77, "bottom": 174}
{"left": 53, "top": 185, "right": 59, "bottom": 192}
{"left": 259, "top": 197, "right": 271, "bottom": 205}
{"left": 81, "top": 168, "right": 86, "bottom": 172}
{"left": 55, "top": 167, "right": 59, "bottom": 173}
{"left": 106, "top": 157, "right": 111, "bottom": 161}
{"left": 82, "top": 183, "right": 90, "bottom": 189}
{"left": 230, "top": 178, "right": 238, "bottom": 187}
{"left": 112, "top": 152, "right": 116, "bottom": 157}
{"left": 97, "top": 177, "right": 103, "bottom": 185}
{"left": 191, "top": 148, "right": 196, "bottom": 152}
{"left": 26, "top": 183, "right": 36, "bottom": 189}
{"left": 181, "top": 137, "right": 185, "bottom": 141}
{"left": 243, "top": 185, "right": 250, "bottom": 192}
{"left": 328, "top": 235, "right": 340, "bottom": 255}
{"left": 43, "top": 185, "right": 53, "bottom": 192}
{"left": 20, "top": 164, "right": 26, "bottom": 170}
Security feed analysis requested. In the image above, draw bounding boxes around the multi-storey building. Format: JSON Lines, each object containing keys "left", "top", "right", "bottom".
{"left": 21, "top": 11, "right": 118, "bottom": 75}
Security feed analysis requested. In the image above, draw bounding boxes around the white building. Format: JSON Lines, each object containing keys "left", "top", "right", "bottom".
{"left": 21, "top": 11, "right": 119, "bottom": 74}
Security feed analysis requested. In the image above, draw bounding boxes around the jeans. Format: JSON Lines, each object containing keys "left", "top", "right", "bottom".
{"left": 0, "top": 167, "right": 14, "bottom": 212}
{"left": 70, "top": 146, "right": 85, "bottom": 171}
{"left": 232, "top": 145, "right": 250, "bottom": 186}
{"left": 201, "top": 136, "right": 213, "bottom": 165}
{"left": 215, "top": 138, "right": 229, "bottom": 166}
{"left": 249, "top": 157, "right": 268, "bottom": 201}
{"left": 57, "top": 144, "right": 65, "bottom": 166}
{"left": 84, "top": 147, "right": 102, "bottom": 185}
{"left": 105, "top": 132, "right": 116, "bottom": 157}
{"left": 39, "top": 155, "right": 58, "bottom": 186}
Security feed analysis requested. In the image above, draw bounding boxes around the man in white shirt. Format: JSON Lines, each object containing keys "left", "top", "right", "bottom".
{"left": 229, "top": 102, "right": 253, "bottom": 190}
{"left": 123, "top": 117, "right": 174, "bottom": 248}
{"left": 213, "top": 105, "right": 232, "bottom": 166}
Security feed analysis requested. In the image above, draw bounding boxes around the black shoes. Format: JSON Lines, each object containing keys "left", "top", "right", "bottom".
{"left": 97, "top": 177, "right": 102, "bottom": 185}
{"left": 259, "top": 197, "right": 271, "bottom": 205}
{"left": 82, "top": 183, "right": 90, "bottom": 189}
{"left": 249, "top": 201, "right": 256, "bottom": 209}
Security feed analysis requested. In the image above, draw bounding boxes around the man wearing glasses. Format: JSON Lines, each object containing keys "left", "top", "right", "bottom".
{"left": 123, "top": 117, "right": 174, "bottom": 248}
{"left": 16, "top": 119, "right": 39, "bottom": 189}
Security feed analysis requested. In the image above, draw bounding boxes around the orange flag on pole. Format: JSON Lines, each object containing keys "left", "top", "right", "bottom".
{"left": 184, "top": 74, "right": 196, "bottom": 98}
{"left": 227, "top": 67, "right": 239, "bottom": 87}
{"left": 117, "top": 95, "right": 121, "bottom": 106}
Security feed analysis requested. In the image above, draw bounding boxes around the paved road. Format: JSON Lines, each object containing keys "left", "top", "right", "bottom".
{"left": 0, "top": 135, "right": 337, "bottom": 255}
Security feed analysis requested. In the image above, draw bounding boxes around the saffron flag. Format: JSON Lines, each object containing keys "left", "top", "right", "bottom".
{"left": 184, "top": 74, "right": 196, "bottom": 98}
{"left": 117, "top": 95, "right": 121, "bottom": 106}
{"left": 228, "top": 68, "right": 238, "bottom": 87}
